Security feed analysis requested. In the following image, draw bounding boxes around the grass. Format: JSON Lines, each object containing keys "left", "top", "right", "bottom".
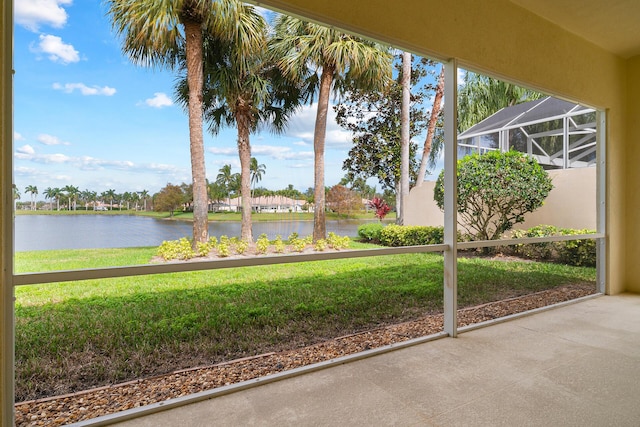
{"left": 14, "top": 244, "right": 595, "bottom": 401}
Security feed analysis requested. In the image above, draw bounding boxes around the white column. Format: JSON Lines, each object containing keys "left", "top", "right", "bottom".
{"left": 443, "top": 59, "right": 458, "bottom": 337}
{"left": 596, "top": 110, "right": 607, "bottom": 294}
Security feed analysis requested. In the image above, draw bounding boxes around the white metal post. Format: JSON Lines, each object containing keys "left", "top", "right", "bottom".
{"left": 596, "top": 110, "right": 607, "bottom": 294}
{"left": 443, "top": 59, "right": 458, "bottom": 337}
{"left": 1, "top": 0, "right": 15, "bottom": 424}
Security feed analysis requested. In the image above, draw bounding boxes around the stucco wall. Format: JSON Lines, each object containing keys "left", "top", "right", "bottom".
{"left": 405, "top": 168, "right": 596, "bottom": 231}
{"left": 259, "top": 0, "right": 628, "bottom": 294}
{"left": 625, "top": 55, "right": 640, "bottom": 293}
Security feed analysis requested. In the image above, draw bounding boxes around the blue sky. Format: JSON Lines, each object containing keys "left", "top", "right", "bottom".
{"left": 12, "top": 0, "right": 442, "bottom": 199}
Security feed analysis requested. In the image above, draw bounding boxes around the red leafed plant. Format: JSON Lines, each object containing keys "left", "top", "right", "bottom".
{"left": 368, "top": 197, "right": 391, "bottom": 221}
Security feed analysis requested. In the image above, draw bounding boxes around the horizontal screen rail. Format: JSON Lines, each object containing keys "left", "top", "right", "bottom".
{"left": 13, "top": 244, "right": 448, "bottom": 286}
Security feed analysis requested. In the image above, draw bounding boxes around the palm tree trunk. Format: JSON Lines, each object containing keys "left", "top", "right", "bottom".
{"left": 417, "top": 66, "right": 445, "bottom": 186}
{"left": 398, "top": 51, "right": 411, "bottom": 225}
{"left": 312, "top": 66, "right": 334, "bottom": 241}
{"left": 237, "top": 110, "right": 253, "bottom": 242}
{"left": 184, "top": 18, "right": 209, "bottom": 246}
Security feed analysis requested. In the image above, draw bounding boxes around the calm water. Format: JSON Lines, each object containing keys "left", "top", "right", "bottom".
{"left": 15, "top": 215, "right": 375, "bottom": 251}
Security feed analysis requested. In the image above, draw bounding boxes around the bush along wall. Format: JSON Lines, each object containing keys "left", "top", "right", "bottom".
{"left": 365, "top": 223, "right": 596, "bottom": 267}
{"left": 508, "top": 225, "right": 596, "bottom": 267}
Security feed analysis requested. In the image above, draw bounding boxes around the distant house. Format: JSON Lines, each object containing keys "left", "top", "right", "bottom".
{"left": 221, "top": 195, "right": 310, "bottom": 213}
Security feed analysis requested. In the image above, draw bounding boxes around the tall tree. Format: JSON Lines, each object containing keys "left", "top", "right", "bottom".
{"left": 138, "top": 190, "right": 149, "bottom": 211}
{"left": 106, "top": 0, "right": 262, "bottom": 246}
{"left": 177, "top": 8, "right": 300, "bottom": 242}
{"left": 216, "top": 164, "right": 234, "bottom": 199}
{"left": 250, "top": 157, "right": 266, "bottom": 198}
{"left": 416, "top": 65, "right": 445, "bottom": 185}
{"left": 63, "top": 185, "right": 79, "bottom": 211}
{"left": 398, "top": 51, "right": 411, "bottom": 225}
{"left": 102, "top": 189, "right": 116, "bottom": 210}
{"left": 154, "top": 184, "right": 185, "bottom": 217}
{"left": 81, "top": 189, "right": 97, "bottom": 210}
{"left": 271, "top": 16, "right": 392, "bottom": 241}
{"left": 43, "top": 187, "right": 56, "bottom": 211}
{"left": 24, "top": 185, "right": 38, "bottom": 211}
{"left": 336, "top": 55, "right": 435, "bottom": 213}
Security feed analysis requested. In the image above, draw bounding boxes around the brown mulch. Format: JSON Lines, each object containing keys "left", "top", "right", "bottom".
{"left": 15, "top": 283, "right": 596, "bottom": 426}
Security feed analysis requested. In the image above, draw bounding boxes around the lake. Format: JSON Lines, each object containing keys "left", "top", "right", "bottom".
{"left": 14, "top": 215, "right": 377, "bottom": 251}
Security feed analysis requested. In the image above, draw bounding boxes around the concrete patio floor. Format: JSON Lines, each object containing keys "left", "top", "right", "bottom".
{"left": 108, "top": 294, "right": 640, "bottom": 427}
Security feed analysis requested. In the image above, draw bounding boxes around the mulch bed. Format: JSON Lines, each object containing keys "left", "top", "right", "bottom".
{"left": 15, "top": 283, "right": 595, "bottom": 426}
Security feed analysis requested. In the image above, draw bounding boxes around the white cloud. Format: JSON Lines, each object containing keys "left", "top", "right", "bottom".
{"left": 208, "top": 144, "right": 314, "bottom": 161}
{"left": 14, "top": 132, "right": 25, "bottom": 141}
{"left": 252, "top": 145, "right": 314, "bottom": 160}
{"left": 37, "top": 133, "right": 70, "bottom": 146}
{"left": 15, "top": 0, "right": 72, "bottom": 31}
{"left": 35, "top": 34, "right": 79, "bottom": 64}
{"left": 144, "top": 92, "right": 173, "bottom": 108}
{"left": 16, "top": 145, "right": 35, "bottom": 155}
{"left": 15, "top": 144, "right": 186, "bottom": 179}
{"left": 208, "top": 147, "right": 237, "bottom": 156}
{"left": 286, "top": 103, "right": 352, "bottom": 149}
{"left": 53, "top": 82, "right": 116, "bottom": 96}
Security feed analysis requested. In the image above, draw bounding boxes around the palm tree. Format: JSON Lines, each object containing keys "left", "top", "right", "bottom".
{"left": 176, "top": 5, "right": 300, "bottom": 242}
{"left": 105, "top": 0, "right": 263, "bottom": 246}
{"left": 139, "top": 190, "right": 149, "bottom": 211}
{"left": 63, "top": 185, "right": 79, "bottom": 211}
{"left": 80, "top": 189, "right": 96, "bottom": 210}
{"left": 250, "top": 157, "right": 266, "bottom": 197}
{"left": 416, "top": 65, "right": 445, "bottom": 185}
{"left": 102, "top": 189, "right": 116, "bottom": 210}
{"left": 43, "top": 187, "right": 55, "bottom": 210}
{"left": 216, "top": 164, "right": 234, "bottom": 199}
{"left": 271, "top": 16, "right": 392, "bottom": 240}
{"left": 24, "top": 185, "right": 38, "bottom": 210}
{"left": 398, "top": 51, "right": 411, "bottom": 225}
{"left": 12, "top": 185, "right": 20, "bottom": 211}
{"left": 49, "top": 187, "right": 62, "bottom": 211}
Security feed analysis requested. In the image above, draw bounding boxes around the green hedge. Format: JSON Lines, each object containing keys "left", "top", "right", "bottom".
{"left": 363, "top": 223, "right": 596, "bottom": 266}
{"left": 357, "top": 223, "right": 385, "bottom": 243}
{"left": 509, "top": 225, "right": 596, "bottom": 267}
{"left": 379, "top": 224, "right": 445, "bottom": 247}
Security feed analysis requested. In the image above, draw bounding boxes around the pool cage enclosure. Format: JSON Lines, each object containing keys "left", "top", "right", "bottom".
{"left": 457, "top": 96, "right": 596, "bottom": 169}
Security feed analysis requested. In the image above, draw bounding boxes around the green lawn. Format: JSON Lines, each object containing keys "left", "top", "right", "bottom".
{"left": 14, "top": 244, "right": 595, "bottom": 401}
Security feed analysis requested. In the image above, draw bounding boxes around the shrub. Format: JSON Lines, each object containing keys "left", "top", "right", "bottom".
{"left": 256, "top": 234, "right": 270, "bottom": 254}
{"left": 327, "top": 232, "right": 350, "bottom": 250}
{"left": 506, "top": 225, "right": 596, "bottom": 266}
{"left": 556, "top": 228, "right": 596, "bottom": 267}
{"left": 196, "top": 241, "right": 211, "bottom": 257}
{"left": 235, "top": 240, "right": 249, "bottom": 254}
{"left": 358, "top": 223, "right": 385, "bottom": 242}
{"left": 314, "top": 239, "right": 327, "bottom": 251}
{"left": 217, "top": 242, "right": 230, "bottom": 257}
{"left": 511, "top": 224, "right": 558, "bottom": 260}
{"left": 434, "top": 150, "right": 553, "bottom": 241}
{"left": 379, "top": 224, "right": 446, "bottom": 247}
{"left": 274, "top": 235, "right": 286, "bottom": 253}
{"left": 157, "top": 237, "right": 195, "bottom": 260}
{"left": 368, "top": 197, "right": 391, "bottom": 220}
{"left": 292, "top": 238, "right": 307, "bottom": 252}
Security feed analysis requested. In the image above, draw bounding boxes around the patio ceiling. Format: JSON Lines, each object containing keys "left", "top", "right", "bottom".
{"left": 509, "top": 0, "right": 640, "bottom": 58}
